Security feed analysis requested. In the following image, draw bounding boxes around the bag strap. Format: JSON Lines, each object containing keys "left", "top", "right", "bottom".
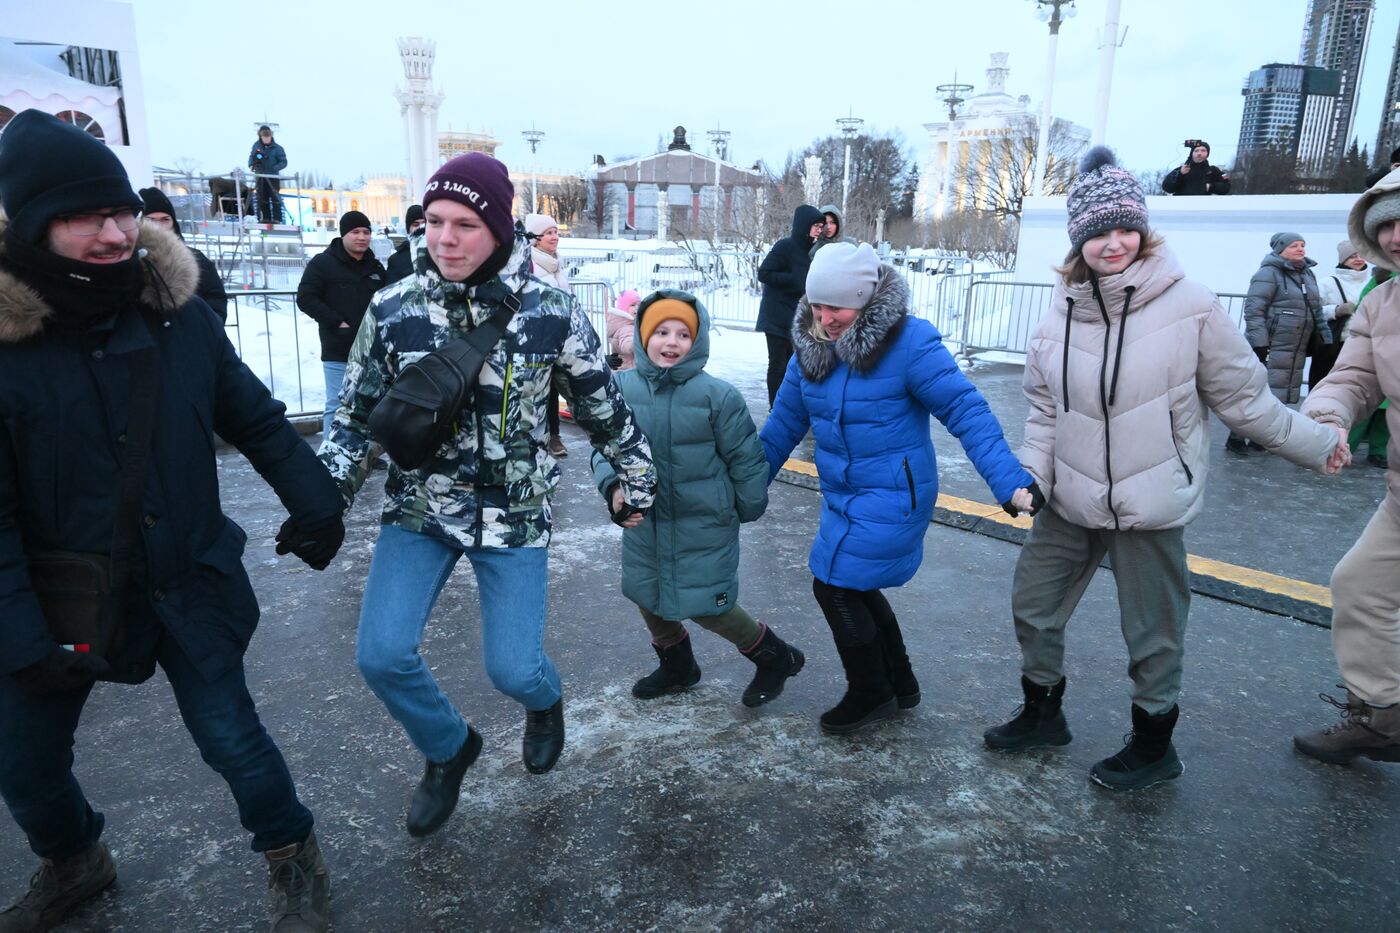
{"left": 106, "top": 312, "right": 162, "bottom": 613}
{"left": 1331, "top": 276, "right": 1347, "bottom": 304}
{"left": 433, "top": 293, "right": 521, "bottom": 371}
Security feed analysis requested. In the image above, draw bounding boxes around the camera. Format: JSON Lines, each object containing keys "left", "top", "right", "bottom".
{"left": 1183, "top": 139, "right": 1205, "bottom": 149}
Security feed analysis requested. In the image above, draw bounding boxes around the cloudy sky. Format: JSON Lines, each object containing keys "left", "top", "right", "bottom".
{"left": 125, "top": 0, "right": 1400, "bottom": 185}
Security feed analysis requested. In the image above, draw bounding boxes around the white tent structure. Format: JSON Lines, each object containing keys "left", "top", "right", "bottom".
{"left": 0, "top": 40, "right": 123, "bottom": 144}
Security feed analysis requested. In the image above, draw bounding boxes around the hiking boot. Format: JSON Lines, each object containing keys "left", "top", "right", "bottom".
{"left": 1367, "top": 453, "right": 1388, "bottom": 469}
{"left": 266, "top": 831, "right": 329, "bottom": 933}
{"left": 523, "top": 698, "right": 565, "bottom": 774}
{"left": 1090, "top": 704, "right": 1184, "bottom": 791}
{"left": 1293, "top": 689, "right": 1400, "bottom": 764}
{"left": 1225, "top": 437, "right": 1249, "bottom": 455}
{"left": 632, "top": 633, "right": 702, "bottom": 699}
{"left": 876, "top": 615, "right": 920, "bottom": 709}
{"left": 406, "top": 726, "right": 482, "bottom": 837}
{"left": 819, "top": 641, "right": 898, "bottom": 735}
{"left": 548, "top": 435, "right": 568, "bottom": 458}
{"left": 984, "top": 676, "right": 1072, "bottom": 751}
{"left": 739, "top": 624, "right": 805, "bottom": 707}
{"left": 0, "top": 842, "right": 115, "bottom": 933}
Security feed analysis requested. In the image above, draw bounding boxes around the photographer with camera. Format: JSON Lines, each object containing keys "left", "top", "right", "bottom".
{"left": 248, "top": 125, "right": 287, "bottom": 223}
{"left": 1162, "top": 140, "right": 1230, "bottom": 196}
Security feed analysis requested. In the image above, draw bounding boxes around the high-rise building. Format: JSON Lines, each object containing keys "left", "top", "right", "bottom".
{"left": 1375, "top": 21, "right": 1400, "bottom": 165}
{"left": 1298, "top": 0, "right": 1374, "bottom": 171}
{"left": 1238, "top": 63, "right": 1342, "bottom": 179}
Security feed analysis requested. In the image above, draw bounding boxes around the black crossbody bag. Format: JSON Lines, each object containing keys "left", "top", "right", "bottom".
{"left": 27, "top": 319, "right": 160, "bottom": 660}
{"left": 368, "top": 295, "right": 520, "bottom": 471}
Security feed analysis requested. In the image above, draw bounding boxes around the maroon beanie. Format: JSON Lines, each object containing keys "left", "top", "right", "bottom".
{"left": 422, "top": 153, "right": 515, "bottom": 247}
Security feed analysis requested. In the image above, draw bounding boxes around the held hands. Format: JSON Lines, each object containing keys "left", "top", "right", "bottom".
{"left": 1324, "top": 425, "right": 1352, "bottom": 475}
{"left": 11, "top": 646, "right": 111, "bottom": 694}
{"left": 609, "top": 486, "right": 645, "bottom": 529}
{"left": 1002, "top": 482, "right": 1046, "bottom": 518}
{"left": 1180, "top": 163, "right": 1191, "bottom": 174}
{"left": 275, "top": 514, "right": 346, "bottom": 570}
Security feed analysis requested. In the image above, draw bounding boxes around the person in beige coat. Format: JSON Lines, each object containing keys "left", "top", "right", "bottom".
{"left": 526, "top": 213, "right": 571, "bottom": 456}
{"left": 1293, "top": 170, "right": 1400, "bottom": 765}
{"left": 983, "top": 148, "right": 1342, "bottom": 791}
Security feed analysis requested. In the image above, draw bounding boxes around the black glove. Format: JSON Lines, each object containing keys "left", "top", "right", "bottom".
{"left": 605, "top": 353, "right": 624, "bottom": 371}
{"left": 605, "top": 484, "right": 646, "bottom": 527}
{"left": 11, "top": 646, "right": 111, "bottom": 694}
{"left": 1253, "top": 346, "right": 1268, "bottom": 364}
{"left": 275, "top": 514, "right": 345, "bottom": 570}
{"left": 1002, "top": 481, "right": 1046, "bottom": 518}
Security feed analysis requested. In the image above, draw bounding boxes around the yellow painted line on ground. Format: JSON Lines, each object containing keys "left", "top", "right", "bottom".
{"left": 779, "top": 458, "right": 1330, "bottom": 608}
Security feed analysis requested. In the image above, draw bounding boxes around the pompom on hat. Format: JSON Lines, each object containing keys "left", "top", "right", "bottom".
{"left": 1065, "top": 146, "right": 1150, "bottom": 254}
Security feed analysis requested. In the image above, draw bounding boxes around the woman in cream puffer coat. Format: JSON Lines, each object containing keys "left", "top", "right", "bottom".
{"left": 984, "top": 147, "right": 1340, "bottom": 793}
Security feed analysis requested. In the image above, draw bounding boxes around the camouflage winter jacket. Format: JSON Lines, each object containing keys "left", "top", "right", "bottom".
{"left": 320, "top": 234, "right": 655, "bottom": 548}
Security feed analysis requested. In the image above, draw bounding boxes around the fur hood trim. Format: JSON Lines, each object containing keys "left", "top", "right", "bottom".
{"left": 0, "top": 213, "right": 199, "bottom": 343}
{"left": 792, "top": 264, "right": 910, "bottom": 382}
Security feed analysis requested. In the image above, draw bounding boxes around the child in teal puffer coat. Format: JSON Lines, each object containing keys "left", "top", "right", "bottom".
{"left": 592, "top": 290, "right": 805, "bottom": 707}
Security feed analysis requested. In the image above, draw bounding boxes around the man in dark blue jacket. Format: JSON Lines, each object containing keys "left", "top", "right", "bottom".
{"left": 248, "top": 125, "right": 288, "bottom": 223}
{"left": 756, "top": 204, "right": 824, "bottom": 407}
{"left": 0, "top": 110, "right": 343, "bottom": 933}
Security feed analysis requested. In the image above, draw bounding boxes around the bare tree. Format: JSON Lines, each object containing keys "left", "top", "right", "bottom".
{"left": 1231, "top": 138, "right": 1300, "bottom": 194}
{"left": 539, "top": 175, "right": 589, "bottom": 227}
{"left": 778, "top": 130, "right": 913, "bottom": 241}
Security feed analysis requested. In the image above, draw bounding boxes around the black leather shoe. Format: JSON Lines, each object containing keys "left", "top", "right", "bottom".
{"left": 522, "top": 699, "right": 564, "bottom": 774}
{"left": 406, "top": 727, "right": 482, "bottom": 838}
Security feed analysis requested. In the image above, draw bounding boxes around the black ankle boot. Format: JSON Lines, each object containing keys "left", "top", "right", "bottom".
{"left": 407, "top": 727, "right": 482, "bottom": 837}
{"left": 876, "top": 617, "right": 920, "bottom": 709}
{"left": 1090, "top": 704, "right": 1184, "bottom": 791}
{"left": 984, "top": 676, "right": 1072, "bottom": 751}
{"left": 632, "top": 634, "right": 702, "bottom": 699}
{"left": 0, "top": 841, "right": 116, "bottom": 933}
{"left": 522, "top": 698, "right": 565, "bottom": 774}
{"left": 820, "top": 641, "right": 898, "bottom": 735}
{"left": 740, "top": 625, "right": 805, "bottom": 707}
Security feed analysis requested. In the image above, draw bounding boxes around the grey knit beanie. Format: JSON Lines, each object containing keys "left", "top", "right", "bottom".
{"left": 1362, "top": 191, "right": 1400, "bottom": 241}
{"left": 1336, "top": 240, "right": 1360, "bottom": 265}
{"left": 806, "top": 242, "right": 881, "bottom": 309}
{"left": 1270, "top": 232, "right": 1304, "bottom": 254}
{"left": 1065, "top": 146, "right": 1149, "bottom": 253}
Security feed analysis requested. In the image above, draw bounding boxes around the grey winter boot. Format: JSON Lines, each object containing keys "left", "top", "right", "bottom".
{"left": 1294, "top": 689, "right": 1400, "bottom": 764}
{"left": 739, "top": 624, "right": 805, "bottom": 707}
{"left": 984, "top": 676, "right": 1072, "bottom": 751}
{"left": 1089, "top": 704, "right": 1184, "bottom": 791}
{"left": 266, "top": 831, "right": 329, "bottom": 933}
{"left": 0, "top": 842, "right": 116, "bottom": 933}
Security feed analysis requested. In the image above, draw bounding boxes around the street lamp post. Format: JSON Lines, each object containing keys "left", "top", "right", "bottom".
{"left": 935, "top": 75, "right": 973, "bottom": 218}
{"left": 1029, "top": 0, "right": 1076, "bottom": 197}
{"left": 522, "top": 124, "right": 545, "bottom": 213}
{"left": 706, "top": 126, "right": 731, "bottom": 243}
{"left": 836, "top": 111, "right": 864, "bottom": 218}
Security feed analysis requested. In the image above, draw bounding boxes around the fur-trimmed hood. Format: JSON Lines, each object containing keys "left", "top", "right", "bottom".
{"left": 792, "top": 264, "right": 910, "bottom": 382}
{"left": 0, "top": 213, "right": 199, "bottom": 343}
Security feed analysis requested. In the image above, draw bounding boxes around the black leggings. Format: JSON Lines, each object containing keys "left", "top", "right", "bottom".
{"left": 547, "top": 383, "right": 560, "bottom": 435}
{"left": 765, "top": 334, "right": 793, "bottom": 408}
{"left": 812, "top": 578, "right": 898, "bottom": 647}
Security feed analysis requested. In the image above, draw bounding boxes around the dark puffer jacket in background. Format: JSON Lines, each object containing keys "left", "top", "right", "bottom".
{"left": 295, "top": 238, "right": 386, "bottom": 362}
{"left": 755, "top": 204, "right": 824, "bottom": 337}
{"left": 1243, "top": 252, "right": 1330, "bottom": 404}
{"left": 1161, "top": 161, "right": 1231, "bottom": 196}
{"left": 384, "top": 235, "right": 416, "bottom": 285}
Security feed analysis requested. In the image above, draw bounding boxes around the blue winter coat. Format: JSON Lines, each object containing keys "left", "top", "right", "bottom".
{"left": 761, "top": 266, "right": 1032, "bottom": 590}
{"left": 0, "top": 220, "right": 342, "bottom": 683}
{"left": 594, "top": 291, "right": 768, "bottom": 620}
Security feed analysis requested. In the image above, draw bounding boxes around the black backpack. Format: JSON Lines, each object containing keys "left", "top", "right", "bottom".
{"left": 368, "top": 295, "right": 519, "bottom": 470}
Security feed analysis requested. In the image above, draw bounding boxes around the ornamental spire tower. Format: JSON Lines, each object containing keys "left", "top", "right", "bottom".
{"left": 394, "top": 37, "right": 446, "bottom": 202}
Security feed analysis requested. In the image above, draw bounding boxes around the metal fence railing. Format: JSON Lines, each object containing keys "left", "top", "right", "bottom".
{"left": 223, "top": 289, "right": 321, "bottom": 419}
{"left": 958, "top": 282, "right": 1251, "bottom": 361}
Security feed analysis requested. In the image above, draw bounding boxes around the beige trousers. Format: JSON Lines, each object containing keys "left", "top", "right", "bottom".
{"left": 1332, "top": 504, "right": 1400, "bottom": 706}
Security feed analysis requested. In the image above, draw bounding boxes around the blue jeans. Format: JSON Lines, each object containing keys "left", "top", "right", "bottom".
{"left": 322, "top": 360, "right": 347, "bottom": 436}
{"left": 356, "top": 524, "right": 560, "bottom": 763}
{"left": 0, "top": 635, "right": 313, "bottom": 859}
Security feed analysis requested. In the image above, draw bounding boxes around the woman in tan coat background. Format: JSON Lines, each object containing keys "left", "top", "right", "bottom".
{"left": 984, "top": 148, "right": 1341, "bottom": 791}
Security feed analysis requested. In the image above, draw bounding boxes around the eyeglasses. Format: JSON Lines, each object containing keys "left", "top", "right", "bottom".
{"left": 58, "top": 209, "right": 141, "bottom": 237}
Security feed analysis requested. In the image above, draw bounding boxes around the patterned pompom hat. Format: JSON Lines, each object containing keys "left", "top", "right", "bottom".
{"left": 1066, "top": 146, "right": 1150, "bottom": 253}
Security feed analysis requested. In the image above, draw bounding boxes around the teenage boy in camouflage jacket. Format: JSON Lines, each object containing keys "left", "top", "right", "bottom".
{"left": 319, "top": 154, "right": 654, "bottom": 839}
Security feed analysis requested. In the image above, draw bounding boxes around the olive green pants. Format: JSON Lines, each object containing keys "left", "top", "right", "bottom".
{"left": 640, "top": 605, "right": 762, "bottom": 652}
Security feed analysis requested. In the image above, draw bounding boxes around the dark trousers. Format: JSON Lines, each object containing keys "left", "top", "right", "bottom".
{"left": 255, "top": 176, "right": 283, "bottom": 224}
{"left": 1309, "top": 339, "right": 1343, "bottom": 389}
{"left": 0, "top": 634, "right": 312, "bottom": 860}
{"left": 812, "top": 578, "right": 896, "bottom": 647}
{"left": 547, "top": 383, "right": 561, "bottom": 436}
{"left": 765, "top": 334, "right": 793, "bottom": 409}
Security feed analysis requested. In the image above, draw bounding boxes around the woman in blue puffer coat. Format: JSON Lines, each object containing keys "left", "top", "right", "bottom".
{"left": 762, "top": 243, "right": 1038, "bottom": 735}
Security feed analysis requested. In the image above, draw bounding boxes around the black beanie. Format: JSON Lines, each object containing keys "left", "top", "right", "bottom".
{"left": 405, "top": 204, "right": 424, "bottom": 229}
{"left": 339, "top": 210, "right": 371, "bottom": 236}
{"left": 0, "top": 109, "right": 142, "bottom": 245}
{"left": 138, "top": 186, "right": 175, "bottom": 218}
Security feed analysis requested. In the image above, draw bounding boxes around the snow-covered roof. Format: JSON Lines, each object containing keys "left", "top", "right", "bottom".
{"left": 595, "top": 149, "right": 765, "bottom": 187}
{"left": 0, "top": 41, "right": 120, "bottom": 107}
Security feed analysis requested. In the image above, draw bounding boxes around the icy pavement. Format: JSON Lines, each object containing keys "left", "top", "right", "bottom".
{"left": 0, "top": 431, "right": 1395, "bottom": 932}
